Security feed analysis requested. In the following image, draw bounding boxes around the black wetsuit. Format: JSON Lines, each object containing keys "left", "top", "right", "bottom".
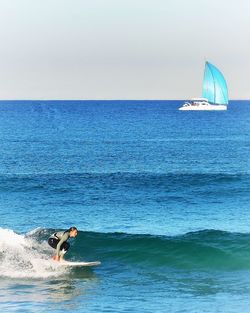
{"left": 48, "top": 231, "right": 70, "bottom": 257}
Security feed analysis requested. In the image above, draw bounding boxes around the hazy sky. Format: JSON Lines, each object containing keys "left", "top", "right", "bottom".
{"left": 0, "top": 0, "right": 249, "bottom": 99}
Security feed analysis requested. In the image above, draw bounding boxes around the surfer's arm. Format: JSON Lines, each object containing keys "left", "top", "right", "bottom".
{"left": 55, "top": 233, "right": 68, "bottom": 257}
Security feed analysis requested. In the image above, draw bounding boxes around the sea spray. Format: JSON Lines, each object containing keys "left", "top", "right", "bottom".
{"left": 0, "top": 228, "right": 68, "bottom": 278}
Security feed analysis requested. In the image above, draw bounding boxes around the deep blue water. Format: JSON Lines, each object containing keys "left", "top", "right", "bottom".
{"left": 0, "top": 100, "right": 249, "bottom": 312}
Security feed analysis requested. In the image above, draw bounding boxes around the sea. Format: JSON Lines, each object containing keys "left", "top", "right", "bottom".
{"left": 0, "top": 100, "right": 249, "bottom": 313}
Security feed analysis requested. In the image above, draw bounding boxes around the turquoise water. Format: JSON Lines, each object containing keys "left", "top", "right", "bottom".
{"left": 0, "top": 100, "right": 249, "bottom": 312}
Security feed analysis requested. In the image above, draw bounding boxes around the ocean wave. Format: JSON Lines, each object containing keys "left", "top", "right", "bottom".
{"left": 0, "top": 172, "right": 248, "bottom": 193}
{"left": 0, "top": 228, "right": 69, "bottom": 278}
{"left": 2, "top": 227, "right": 250, "bottom": 279}
{"left": 29, "top": 228, "right": 250, "bottom": 271}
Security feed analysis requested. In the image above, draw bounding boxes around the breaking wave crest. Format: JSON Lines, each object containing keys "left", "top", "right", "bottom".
{"left": 2, "top": 227, "right": 250, "bottom": 279}
{"left": 0, "top": 228, "right": 69, "bottom": 278}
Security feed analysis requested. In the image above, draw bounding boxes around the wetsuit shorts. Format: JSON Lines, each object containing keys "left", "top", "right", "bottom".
{"left": 48, "top": 237, "right": 70, "bottom": 252}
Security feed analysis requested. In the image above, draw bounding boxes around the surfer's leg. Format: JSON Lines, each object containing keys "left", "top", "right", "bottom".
{"left": 59, "top": 249, "right": 66, "bottom": 260}
{"left": 59, "top": 242, "right": 70, "bottom": 260}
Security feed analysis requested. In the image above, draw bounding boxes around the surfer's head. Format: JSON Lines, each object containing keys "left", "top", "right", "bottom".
{"left": 68, "top": 226, "right": 78, "bottom": 237}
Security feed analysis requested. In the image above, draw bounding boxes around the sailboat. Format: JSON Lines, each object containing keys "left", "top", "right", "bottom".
{"left": 179, "top": 62, "right": 228, "bottom": 111}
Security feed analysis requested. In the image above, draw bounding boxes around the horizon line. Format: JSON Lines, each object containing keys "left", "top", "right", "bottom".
{"left": 0, "top": 98, "right": 249, "bottom": 101}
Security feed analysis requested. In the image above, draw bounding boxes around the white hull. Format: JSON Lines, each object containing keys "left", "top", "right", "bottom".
{"left": 179, "top": 103, "right": 227, "bottom": 111}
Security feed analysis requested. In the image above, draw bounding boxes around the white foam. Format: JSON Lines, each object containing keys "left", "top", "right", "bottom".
{"left": 0, "top": 228, "right": 69, "bottom": 278}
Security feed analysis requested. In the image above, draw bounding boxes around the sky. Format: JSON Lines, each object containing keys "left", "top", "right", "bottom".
{"left": 0, "top": 0, "right": 249, "bottom": 100}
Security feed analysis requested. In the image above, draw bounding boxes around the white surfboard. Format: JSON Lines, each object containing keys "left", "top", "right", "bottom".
{"left": 59, "top": 260, "right": 101, "bottom": 267}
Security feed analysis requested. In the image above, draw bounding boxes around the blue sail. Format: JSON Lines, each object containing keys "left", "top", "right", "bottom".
{"left": 202, "top": 62, "right": 228, "bottom": 105}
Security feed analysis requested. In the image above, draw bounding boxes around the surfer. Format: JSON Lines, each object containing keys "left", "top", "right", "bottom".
{"left": 48, "top": 227, "right": 78, "bottom": 261}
